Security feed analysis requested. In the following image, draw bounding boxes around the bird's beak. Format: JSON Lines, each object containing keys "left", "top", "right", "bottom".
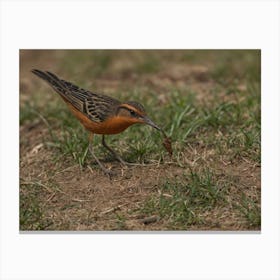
{"left": 143, "top": 116, "right": 161, "bottom": 131}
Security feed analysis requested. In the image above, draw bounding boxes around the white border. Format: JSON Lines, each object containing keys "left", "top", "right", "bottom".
{"left": 1, "top": 1, "right": 279, "bottom": 279}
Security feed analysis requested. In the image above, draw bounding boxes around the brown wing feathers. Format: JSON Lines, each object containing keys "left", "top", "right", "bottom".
{"left": 31, "top": 69, "right": 121, "bottom": 123}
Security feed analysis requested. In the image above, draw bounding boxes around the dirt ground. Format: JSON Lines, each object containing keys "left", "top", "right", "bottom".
{"left": 20, "top": 50, "right": 261, "bottom": 231}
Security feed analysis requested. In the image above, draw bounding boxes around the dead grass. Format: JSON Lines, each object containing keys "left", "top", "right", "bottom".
{"left": 20, "top": 50, "right": 261, "bottom": 231}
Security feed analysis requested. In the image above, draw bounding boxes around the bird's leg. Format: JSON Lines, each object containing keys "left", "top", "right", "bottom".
{"left": 102, "top": 135, "right": 128, "bottom": 166}
{"left": 88, "top": 133, "right": 114, "bottom": 176}
{"left": 102, "top": 135, "right": 141, "bottom": 166}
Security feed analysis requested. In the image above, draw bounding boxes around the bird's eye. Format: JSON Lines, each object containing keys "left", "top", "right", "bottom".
{"left": 130, "top": 110, "right": 136, "bottom": 116}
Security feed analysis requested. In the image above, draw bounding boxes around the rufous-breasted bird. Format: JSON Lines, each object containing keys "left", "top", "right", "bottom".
{"left": 31, "top": 69, "right": 161, "bottom": 175}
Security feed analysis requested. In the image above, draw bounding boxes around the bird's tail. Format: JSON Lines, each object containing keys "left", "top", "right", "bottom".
{"left": 31, "top": 69, "right": 71, "bottom": 98}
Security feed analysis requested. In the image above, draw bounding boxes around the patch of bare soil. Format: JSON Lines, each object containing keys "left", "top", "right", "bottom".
{"left": 20, "top": 123, "right": 260, "bottom": 231}
{"left": 20, "top": 126, "right": 182, "bottom": 230}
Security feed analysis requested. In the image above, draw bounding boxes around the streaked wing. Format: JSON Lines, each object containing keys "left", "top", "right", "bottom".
{"left": 31, "top": 69, "right": 120, "bottom": 122}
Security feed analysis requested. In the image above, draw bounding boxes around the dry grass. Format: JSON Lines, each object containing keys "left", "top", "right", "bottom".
{"left": 20, "top": 50, "right": 261, "bottom": 231}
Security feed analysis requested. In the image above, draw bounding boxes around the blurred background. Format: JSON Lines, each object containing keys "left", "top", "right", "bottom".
{"left": 20, "top": 50, "right": 261, "bottom": 231}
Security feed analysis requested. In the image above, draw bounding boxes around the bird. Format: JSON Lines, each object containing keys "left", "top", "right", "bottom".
{"left": 31, "top": 69, "right": 161, "bottom": 175}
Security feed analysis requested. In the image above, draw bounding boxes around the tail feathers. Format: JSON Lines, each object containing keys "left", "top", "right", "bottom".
{"left": 31, "top": 69, "right": 85, "bottom": 112}
{"left": 31, "top": 69, "right": 53, "bottom": 83}
{"left": 45, "top": 70, "right": 60, "bottom": 82}
{"left": 31, "top": 69, "right": 70, "bottom": 97}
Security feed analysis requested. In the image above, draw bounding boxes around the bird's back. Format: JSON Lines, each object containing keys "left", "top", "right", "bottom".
{"left": 31, "top": 69, "right": 121, "bottom": 123}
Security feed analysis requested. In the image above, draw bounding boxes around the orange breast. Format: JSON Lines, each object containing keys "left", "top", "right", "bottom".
{"left": 95, "top": 116, "right": 141, "bottom": 134}
{"left": 66, "top": 102, "right": 141, "bottom": 135}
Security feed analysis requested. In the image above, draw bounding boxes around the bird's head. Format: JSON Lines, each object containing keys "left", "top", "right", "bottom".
{"left": 116, "top": 101, "right": 161, "bottom": 130}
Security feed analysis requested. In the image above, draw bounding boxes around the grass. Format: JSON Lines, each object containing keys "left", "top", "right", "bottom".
{"left": 237, "top": 193, "right": 261, "bottom": 227}
{"left": 140, "top": 169, "right": 228, "bottom": 228}
{"left": 138, "top": 169, "right": 261, "bottom": 229}
{"left": 20, "top": 82, "right": 260, "bottom": 166}
{"left": 20, "top": 181, "right": 54, "bottom": 230}
{"left": 20, "top": 50, "right": 261, "bottom": 230}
